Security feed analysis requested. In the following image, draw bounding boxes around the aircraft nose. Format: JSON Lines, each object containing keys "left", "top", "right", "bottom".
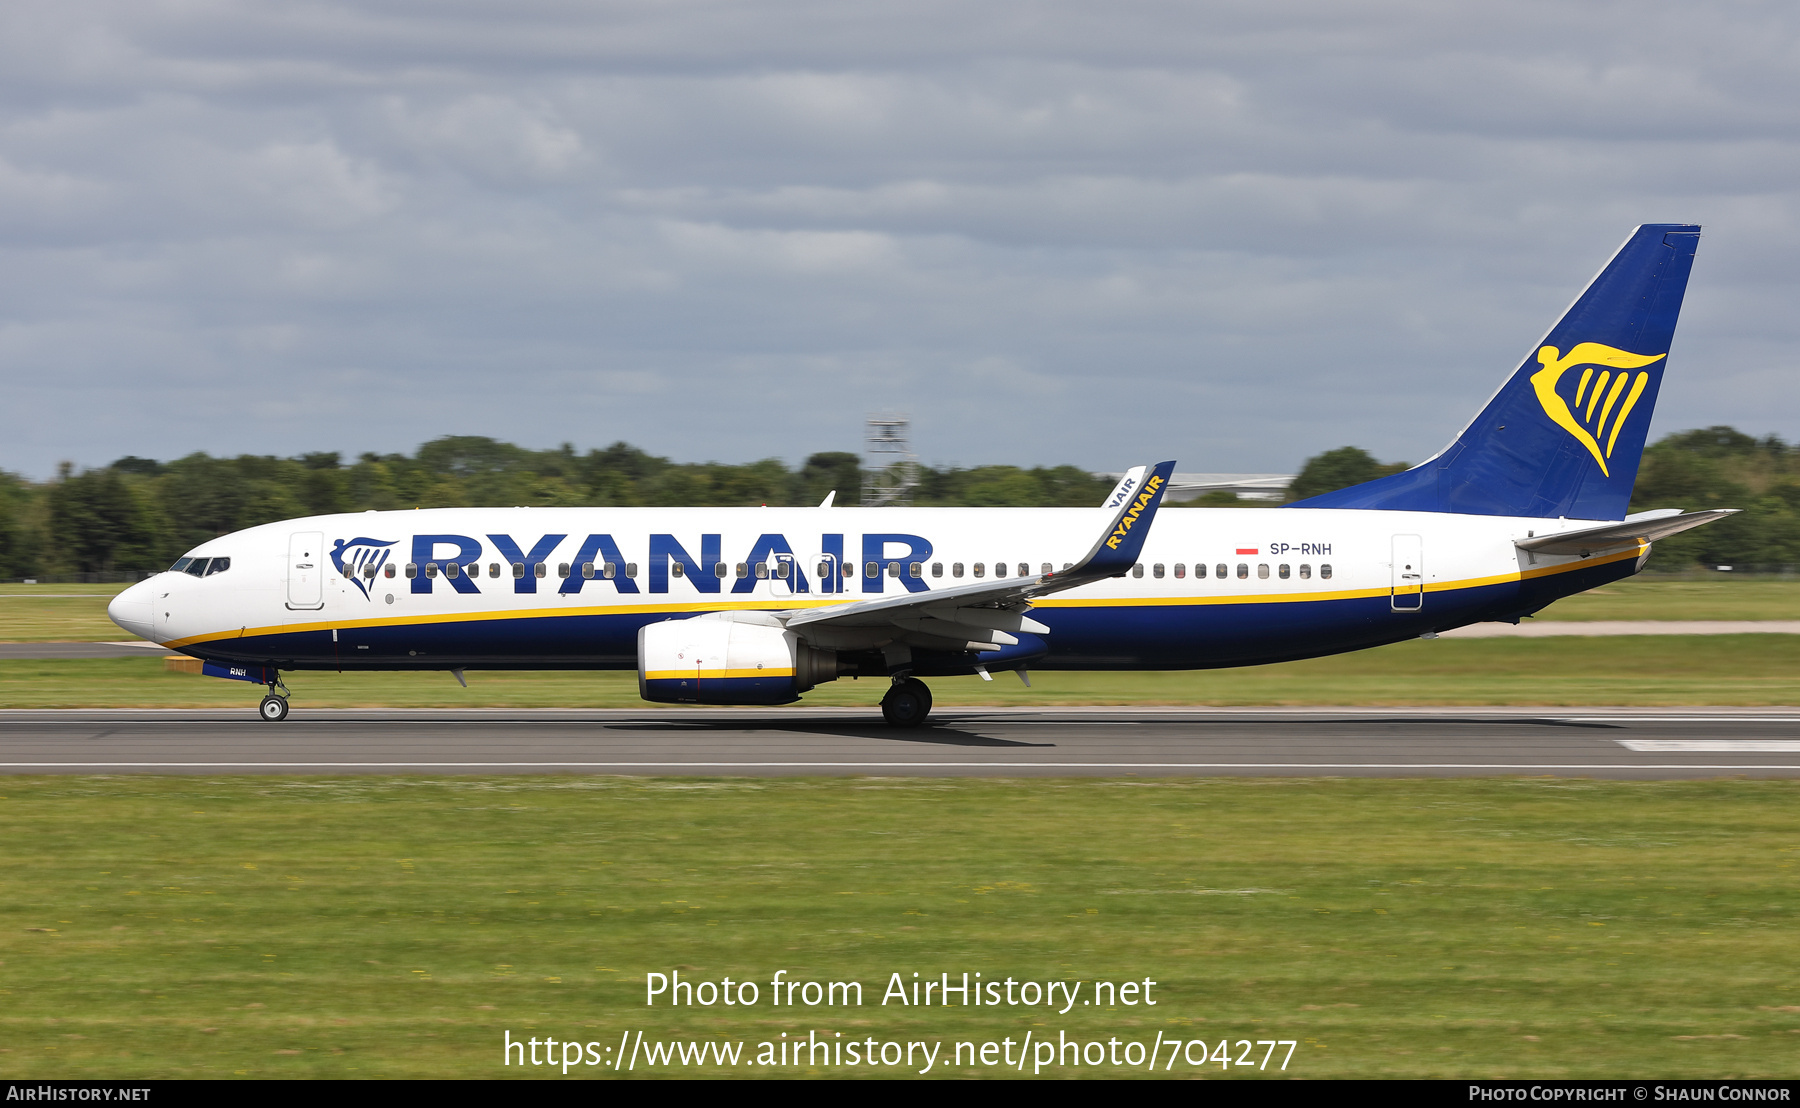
{"left": 107, "top": 579, "right": 156, "bottom": 641}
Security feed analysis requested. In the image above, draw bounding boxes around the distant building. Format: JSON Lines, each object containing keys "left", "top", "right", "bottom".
{"left": 1098, "top": 472, "right": 1295, "bottom": 502}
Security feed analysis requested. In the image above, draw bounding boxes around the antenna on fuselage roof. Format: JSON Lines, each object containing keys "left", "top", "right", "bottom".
{"left": 818, "top": 490, "right": 836, "bottom": 508}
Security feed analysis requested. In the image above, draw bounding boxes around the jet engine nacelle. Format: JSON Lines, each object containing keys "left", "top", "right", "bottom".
{"left": 638, "top": 616, "right": 842, "bottom": 705}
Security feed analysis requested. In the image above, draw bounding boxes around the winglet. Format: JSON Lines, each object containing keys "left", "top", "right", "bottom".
{"left": 1100, "top": 465, "right": 1147, "bottom": 508}
{"left": 1061, "top": 460, "right": 1176, "bottom": 579}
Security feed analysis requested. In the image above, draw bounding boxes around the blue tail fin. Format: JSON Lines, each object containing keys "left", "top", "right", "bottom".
{"left": 1287, "top": 224, "right": 1700, "bottom": 520}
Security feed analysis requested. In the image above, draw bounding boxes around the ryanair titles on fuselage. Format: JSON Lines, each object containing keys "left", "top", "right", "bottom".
{"left": 340, "top": 531, "right": 948, "bottom": 598}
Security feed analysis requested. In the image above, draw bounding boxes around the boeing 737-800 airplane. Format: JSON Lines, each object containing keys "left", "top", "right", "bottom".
{"left": 108, "top": 224, "right": 1729, "bottom": 726}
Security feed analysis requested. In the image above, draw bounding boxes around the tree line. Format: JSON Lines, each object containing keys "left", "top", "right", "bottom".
{"left": 0, "top": 438, "right": 1114, "bottom": 579}
{"left": 1280, "top": 426, "right": 1800, "bottom": 569}
{"left": 0, "top": 428, "right": 1792, "bottom": 579}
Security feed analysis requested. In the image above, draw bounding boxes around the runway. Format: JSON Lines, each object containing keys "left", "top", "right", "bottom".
{"left": 5, "top": 706, "right": 1800, "bottom": 777}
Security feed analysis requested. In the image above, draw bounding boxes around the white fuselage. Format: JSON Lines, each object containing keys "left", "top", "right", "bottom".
{"left": 107, "top": 505, "right": 1639, "bottom": 673}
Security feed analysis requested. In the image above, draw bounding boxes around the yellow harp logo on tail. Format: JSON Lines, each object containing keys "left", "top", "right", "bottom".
{"left": 1530, "top": 343, "right": 1666, "bottom": 477}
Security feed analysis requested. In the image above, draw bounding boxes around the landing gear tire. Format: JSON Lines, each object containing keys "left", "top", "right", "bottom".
{"left": 881, "top": 678, "right": 933, "bottom": 728}
{"left": 259, "top": 695, "right": 290, "bottom": 722}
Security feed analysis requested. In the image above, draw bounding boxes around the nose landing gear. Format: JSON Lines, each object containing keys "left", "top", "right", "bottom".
{"left": 880, "top": 677, "right": 933, "bottom": 728}
{"left": 258, "top": 673, "right": 292, "bottom": 722}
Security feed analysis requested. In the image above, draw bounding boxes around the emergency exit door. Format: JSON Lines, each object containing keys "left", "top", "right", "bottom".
{"left": 1391, "top": 534, "right": 1423, "bottom": 611}
{"left": 287, "top": 531, "right": 325, "bottom": 610}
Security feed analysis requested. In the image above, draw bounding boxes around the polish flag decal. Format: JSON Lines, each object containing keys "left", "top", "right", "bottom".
{"left": 1236, "top": 548, "right": 1258, "bottom": 555}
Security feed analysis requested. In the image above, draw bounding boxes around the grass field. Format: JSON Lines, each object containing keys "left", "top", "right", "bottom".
{"left": 4, "top": 574, "right": 1800, "bottom": 645}
{"left": 2, "top": 775, "right": 1796, "bottom": 1079}
{"left": 4, "top": 634, "right": 1800, "bottom": 709}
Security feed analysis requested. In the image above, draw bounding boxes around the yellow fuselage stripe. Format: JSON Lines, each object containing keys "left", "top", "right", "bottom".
{"left": 643, "top": 668, "right": 796, "bottom": 681}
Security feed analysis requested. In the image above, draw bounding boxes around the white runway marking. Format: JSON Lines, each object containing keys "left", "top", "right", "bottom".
{"left": 1574, "top": 717, "right": 1800, "bottom": 724}
{"left": 1616, "top": 740, "right": 1800, "bottom": 752}
{"left": 4, "top": 761, "right": 1800, "bottom": 771}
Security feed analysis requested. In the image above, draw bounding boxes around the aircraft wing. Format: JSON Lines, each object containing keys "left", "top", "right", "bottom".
{"left": 1514, "top": 509, "right": 1737, "bottom": 557}
{"left": 781, "top": 460, "right": 1177, "bottom": 652}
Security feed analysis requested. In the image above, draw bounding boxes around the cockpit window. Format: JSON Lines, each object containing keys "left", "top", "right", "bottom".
{"left": 171, "top": 555, "right": 230, "bottom": 577}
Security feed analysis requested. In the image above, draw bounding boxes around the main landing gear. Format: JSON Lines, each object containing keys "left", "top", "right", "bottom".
{"left": 881, "top": 676, "right": 933, "bottom": 728}
{"left": 258, "top": 673, "right": 292, "bottom": 722}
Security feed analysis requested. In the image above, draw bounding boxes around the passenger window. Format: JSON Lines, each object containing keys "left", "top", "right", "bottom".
{"left": 714, "top": 563, "right": 728, "bottom": 579}
{"left": 932, "top": 562, "right": 943, "bottom": 578}
{"left": 386, "top": 564, "right": 397, "bottom": 579}
{"left": 735, "top": 563, "right": 748, "bottom": 579}
{"left": 1278, "top": 564, "right": 1290, "bottom": 579}
{"left": 1041, "top": 563, "right": 1052, "bottom": 575}
{"left": 775, "top": 561, "right": 789, "bottom": 579}
{"left": 995, "top": 562, "right": 1008, "bottom": 578}
{"left": 603, "top": 562, "right": 617, "bottom": 579}
{"left": 909, "top": 562, "right": 921, "bottom": 578}
{"left": 1236, "top": 563, "right": 1248, "bottom": 579}
{"left": 887, "top": 562, "right": 900, "bottom": 578}
{"left": 1216, "top": 564, "right": 1227, "bottom": 579}
{"left": 582, "top": 562, "right": 595, "bottom": 579}
{"left": 865, "top": 561, "right": 878, "bottom": 578}
{"left": 512, "top": 562, "right": 525, "bottom": 579}
{"left": 556, "top": 563, "right": 570, "bottom": 579}
{"left": 1320, "top": 563, "right": 1332, "bottom": 579}
{"left": 1173, "top": 564, "right": 1185, "bottom": 579}
{"left": 1153, "top": 563, "right": 1165, "bottom": 579}
{"left": 625, "top": 563, "right": 638, "bottom": 578}
{"left": 1258, "top": 564, "right": 1269, "bottom": 579}
{"left": 755, "top": 562, "right": 769, "bottom": 579}
{"left": 973, "top": 563, "right": 985, "bottom": 577}
{"left": 1018, "top": 563, "right": 1028, "bottom": 577}
{"left": 1063, "top": 562, "right": 1073, "bottom": 571}
{"left": 489, "top": 563, "right": 500, "bottom": 578}
{"left": 671, "top": 561, "right": 684, "bottom": 578}
{"left": 445, "top": 562, "right": 459, "bottom": 579}
{"left": 1194, "top": 563, "right": 1207, "bottom": 579}
{"left": 363, "top": 564, "right": 376, "bottom": 580}
{"left": 405, "top": 563, "right": 418, "bottom": 579}
{"left": 1132, "top": 564, "right": 1144, "bottom": 578}
{"left": 425, "top": 562, "right": 439, "bottom": 578}
{"left": 535, "top": 563, "right": 548, "bottom": 579}
{"left": 953, "top": 563, "right": 965, "bottom": 578}
{"left": 205, "top": 557, "right": 230, "bottom": 576}
{"left": 817, "top": 562, "right": 831, "bottom": 578}
{"left": 1299, "top": 564, "right": 1311, "bottom": 579}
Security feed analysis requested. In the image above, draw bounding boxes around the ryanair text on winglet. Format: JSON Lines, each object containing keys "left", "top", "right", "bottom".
{"left": 1104, "top": 475, "right": 1164, "bottom": 551}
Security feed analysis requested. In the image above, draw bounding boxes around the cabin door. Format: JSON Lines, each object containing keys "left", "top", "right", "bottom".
{"left": 814, "top": 552, "right": 841, "bottom": 595}
{"left": 287, "top": 531, "right": 325, "bottom": 610}
{"left": 1391, "top": 534, "right": 1424, "bottom": 612}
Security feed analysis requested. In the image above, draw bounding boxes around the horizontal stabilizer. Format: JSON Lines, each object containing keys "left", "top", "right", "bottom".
{"left": 1515, "top": 509, "right": 1737, "bottom": 557}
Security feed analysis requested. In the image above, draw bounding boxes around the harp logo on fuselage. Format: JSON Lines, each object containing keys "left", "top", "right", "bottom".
{"left": 330, "top": 537, "right": 396, "bottom": 599}
{"left": 1529, "top": 343, "right": 1666, "bottom": 478}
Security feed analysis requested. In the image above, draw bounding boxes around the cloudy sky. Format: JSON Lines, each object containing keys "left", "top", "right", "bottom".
{"left": 1, "top": 1, "right": 1796, "bottom": 480}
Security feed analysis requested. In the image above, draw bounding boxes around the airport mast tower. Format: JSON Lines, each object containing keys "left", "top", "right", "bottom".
{"left": 861, "top": 413, "right": 919, "bottom": 507}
